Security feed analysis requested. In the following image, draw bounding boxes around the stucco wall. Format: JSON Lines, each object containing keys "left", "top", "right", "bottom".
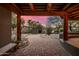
{"left": 0, "top": 7, "right": 11, "bottom": 48}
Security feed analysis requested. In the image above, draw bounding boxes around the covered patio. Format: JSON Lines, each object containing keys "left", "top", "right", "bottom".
{"left": 0, "top": 3, "right": 79, "bottom": 56}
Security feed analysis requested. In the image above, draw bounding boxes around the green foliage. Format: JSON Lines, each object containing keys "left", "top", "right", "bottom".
{"left": 11, "top": 15, "right": 25, "bottom": 29}
{"left": 46, "top": 27, "right": 52, "bottom": 35}
{"left": 68, "top": 20, "right": 79, "bottom": 33}
{"left": 27, "top": 20, "right": 43, "bottom": 33}
{"left": 11, "top": 17, "right": 17, "bottom": 29}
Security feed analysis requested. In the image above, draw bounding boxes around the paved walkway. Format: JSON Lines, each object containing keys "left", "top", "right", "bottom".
{"left": 11, "top": 34, "right": 70, "bottom": 56}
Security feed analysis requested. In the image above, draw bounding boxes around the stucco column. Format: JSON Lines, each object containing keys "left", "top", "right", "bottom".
{"left": 64, "top": 15, "right": 68, "bottom": 40}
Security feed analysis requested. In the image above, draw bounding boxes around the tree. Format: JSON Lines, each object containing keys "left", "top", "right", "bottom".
{"left": 47, "top": 16, "right": 63, "bottom": 33}
{"left": 27, "top": 20, "right": 32, "bottom": 33}
{"left": 46, "top": 27, "right": 52, "bottom": 35}
{"left": 27, "top": 20, "right": 43, "bottom": 34}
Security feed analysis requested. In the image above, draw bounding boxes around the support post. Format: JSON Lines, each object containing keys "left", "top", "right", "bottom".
{"left": 16, "top": 13, "right": 21, "bottom": 48}
{"left": 64, "top": 15, "right": 68, "bottom": 40}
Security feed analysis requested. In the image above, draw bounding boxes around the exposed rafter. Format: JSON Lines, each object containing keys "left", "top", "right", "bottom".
{"left": 70, "top": 14, "right": 79, "bottom": 17}
{"left": 11, "top": 3, "right": 22, "bottom": 14}
{"left": 66, "top": 4, "right": 79, "bottom": 12}
{"left": 63, "top": 4, "right": 71, "bottom": 11}
{"left": 69, "top": 11, "right": 79, "bottom": 15}
{"left": 47, "top": 3, "right": 52, "bottom": 12}
{"left": 29, "top": 3, "right": 35, "bottom": 11}
{"left": 1, "top": 3, "right": 79, "bottom": 19}
{"left": 74, "top": 16, "right": 79, "bottom": 18}
{"left": 68, "top": 7, "right": 79, "bottom": 13}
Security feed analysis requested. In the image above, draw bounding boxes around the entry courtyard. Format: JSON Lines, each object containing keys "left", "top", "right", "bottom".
{"left": 11, "top": 34, "right": 70, "bottom": 56}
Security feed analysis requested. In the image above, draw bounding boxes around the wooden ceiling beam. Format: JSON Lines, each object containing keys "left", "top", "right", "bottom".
{"left": 11, "top": 3, "right": 22, "bottom": 14}
{"left": 69, "top": 11, "right": 79, "bottom": 15}
{"left": 29, "top": 3, "right": 35, "bottom": 11}
{"left": 73, "top": 17, "right": 79, "bottom": 20}
{"left": 70, "top": 16, "right": 79, "bottom": 19}
{"left": 21, "top": 11, "right": 67, "bottom": 16}
{"left": 68, "top": 7, "right": 79, "bottom": 13}
{"left": 66, "top": 4, "right": 79, "bottom": 12}
{"left": 47, "top": 3, "right": 52, "bottom": 12}
{"left": 70, "top": 14, "right": 79, "bottom": 17}
{"left": 74, "top": 16, "right": 79, "bottom": 18}
{"left": 63, "top": 3, "right": 71, "bottom": 11}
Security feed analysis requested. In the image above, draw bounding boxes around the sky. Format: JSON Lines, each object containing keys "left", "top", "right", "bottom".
{"left": 21, "top": 16, "right": 48, "bottom": 25}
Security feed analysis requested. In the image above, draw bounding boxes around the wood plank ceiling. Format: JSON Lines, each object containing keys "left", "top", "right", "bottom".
{"left": 1, "top": 3, "right": 79, "bottom": 19}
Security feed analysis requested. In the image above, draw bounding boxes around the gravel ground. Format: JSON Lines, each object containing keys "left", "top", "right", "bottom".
{"left": 11, "top": 34, "right": 71, "bottom": 56}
